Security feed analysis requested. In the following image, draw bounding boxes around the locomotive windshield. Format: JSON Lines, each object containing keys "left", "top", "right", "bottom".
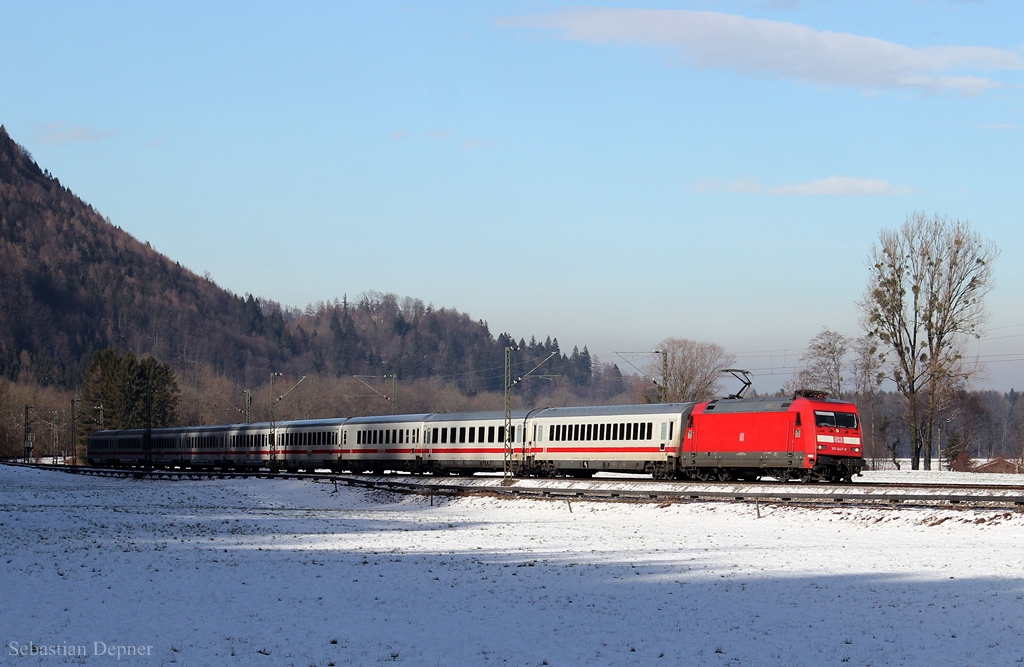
{"left": 814, "top": 411, "right": 858, "bottom": 429}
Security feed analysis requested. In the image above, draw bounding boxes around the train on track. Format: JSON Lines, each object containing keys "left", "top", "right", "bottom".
{"left": 87, "top": 392, "right": 864, "bottom": 482}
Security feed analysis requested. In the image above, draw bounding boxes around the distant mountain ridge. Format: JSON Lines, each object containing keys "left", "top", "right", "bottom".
{"left": 0, "top": 126, "right": 607, "bottom": 396}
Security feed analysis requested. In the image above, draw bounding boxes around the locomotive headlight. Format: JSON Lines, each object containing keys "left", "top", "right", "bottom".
{"left": 816, "top": 444, "right": 826, "bottom": 450}
{"left": 853, "top": 447, "right": 861, "bottom": 453}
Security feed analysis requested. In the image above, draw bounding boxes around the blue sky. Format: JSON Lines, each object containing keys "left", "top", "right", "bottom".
{"left": 2, "top": 1, "right": 1022, "bottom": 391}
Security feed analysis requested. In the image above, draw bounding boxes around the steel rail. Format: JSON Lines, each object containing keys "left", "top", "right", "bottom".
{"left": 5, "top": 461, "right": 1024, "bottom": 508}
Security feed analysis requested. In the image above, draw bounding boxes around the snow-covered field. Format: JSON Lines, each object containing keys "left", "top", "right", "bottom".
{"left": 2, "top": 466, "right": 1023, "bottom": 666}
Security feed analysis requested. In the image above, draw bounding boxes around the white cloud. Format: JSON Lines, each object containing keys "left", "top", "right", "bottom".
{"left": 698, "top": 175, "right": 913, "bottom": 196}
{"left": 497, "top": 8, "right": 1024, "bottom": 95}
{"left": 36, "top": 122, "right": 112, "bottom": 145}
{"left": 390, "top": 130, "right": 413, "bottom": 141}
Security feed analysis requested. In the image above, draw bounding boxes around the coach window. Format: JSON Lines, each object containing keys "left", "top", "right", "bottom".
{"left": 467, "top": 427, "right": 475, "bottom": 443}
{"left": 585, "top": 424, "right": 592, "bottom": 441}
{"left": 488, "top": 426, "right": 496, "bottom": 443}
{"left": 458, "top": 427, "right": 465, "bottom": 443}
{"left": 497, "top": 426, "right": 505, "bottom": 442}
{"left": 571, "top": 424, "right": 578, "bottom": 441}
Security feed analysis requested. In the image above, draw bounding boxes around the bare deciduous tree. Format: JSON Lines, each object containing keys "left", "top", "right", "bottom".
{"left": 647, "top": 338, "right": 735, "bottom": 403}
{"left": 784, "top": 327, "right": 851, "bottom": 398}
{"left": 850, "top": 335, "right": 884, "bottom": 465}
{"left": 859, "top": 212, "right": 998, "bottom": 470}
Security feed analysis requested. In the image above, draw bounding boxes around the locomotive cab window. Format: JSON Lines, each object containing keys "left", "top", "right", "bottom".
{"left": 814, "top": 411, "right": 858, "bottom": 429}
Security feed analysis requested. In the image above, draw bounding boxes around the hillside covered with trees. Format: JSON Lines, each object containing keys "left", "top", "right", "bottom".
{"left": 0, "top": 125, "right": 634, "bottom": 457}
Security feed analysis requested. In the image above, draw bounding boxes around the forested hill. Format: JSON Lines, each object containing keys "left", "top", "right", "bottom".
{"left": 0, "top": 125, "right": 283, "bottom": 386}
{"left": 0, "top": 126, "right": 607, "bottom": 396}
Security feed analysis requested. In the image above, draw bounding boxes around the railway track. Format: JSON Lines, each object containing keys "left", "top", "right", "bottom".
{"left": 5, "top": 461, "right": 1024, "bottom": 509}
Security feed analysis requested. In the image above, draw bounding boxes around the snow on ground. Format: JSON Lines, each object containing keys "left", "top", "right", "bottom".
{"left": 860, "top": 468, "right": 1024, "bottom": 486}
{"left": 2, "top": 466, "right": 1023, "bottom": 667}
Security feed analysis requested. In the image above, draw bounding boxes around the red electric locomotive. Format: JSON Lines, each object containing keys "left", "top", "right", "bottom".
{"left": 683, "top": 391, "right": 863, "bottom": 482}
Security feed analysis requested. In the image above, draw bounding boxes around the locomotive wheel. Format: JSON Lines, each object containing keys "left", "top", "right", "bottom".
{"left": 716, "top": 469, "right": 732, "bottom": 482}
{"left": 693, "top": 470, "right": 713, "bottom": 482}
{"left": 774, "top": 471, "right": 790, "bottom": 483}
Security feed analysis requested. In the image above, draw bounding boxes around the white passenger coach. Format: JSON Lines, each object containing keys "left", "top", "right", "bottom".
{"left": 87, "top": 403, "right": 695, "bottom": 477}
